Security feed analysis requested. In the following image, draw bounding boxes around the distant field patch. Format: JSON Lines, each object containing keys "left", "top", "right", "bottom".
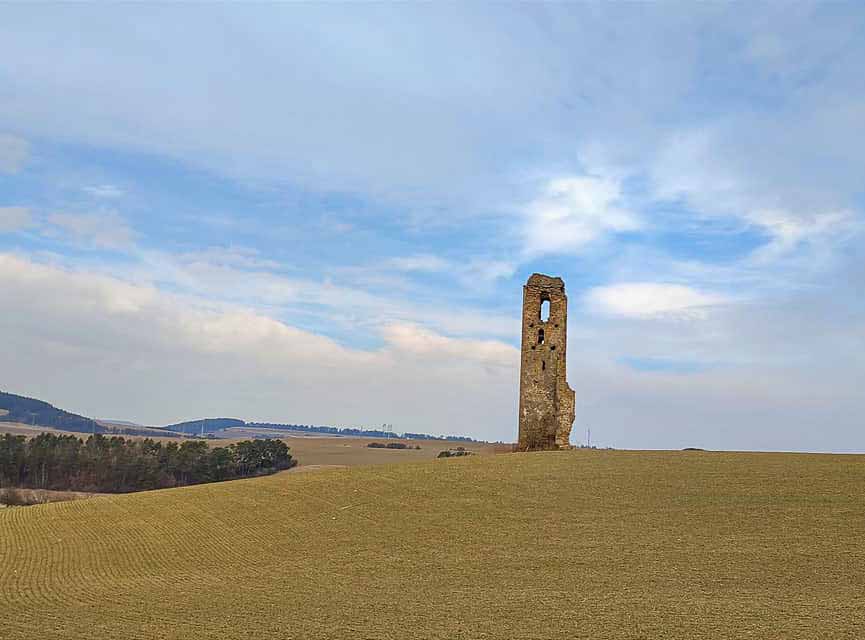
{"left": 1, "top": 450, "right": 864, "bottom": 639}
{"left": 0, "top": 422, "right": 62, "bottom": 436}
{"left": 0, "top": 422, "right": 503, "bottom": 470}
{"left": 276, "top": 435, "right": 500, "bottom": 468}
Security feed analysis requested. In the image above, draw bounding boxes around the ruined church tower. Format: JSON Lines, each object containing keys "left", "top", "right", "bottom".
{"left": 517, "top": 273, "right": 575, "bottom": 451}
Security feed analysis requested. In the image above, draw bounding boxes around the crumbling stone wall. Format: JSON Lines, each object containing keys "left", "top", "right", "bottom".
{"left": 517, "top": 273, "right": 575, "bottom": 451}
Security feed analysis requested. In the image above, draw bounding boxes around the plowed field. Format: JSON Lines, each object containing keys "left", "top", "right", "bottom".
{"left": 2, "top": 450, "right": 863, "bottom": 639}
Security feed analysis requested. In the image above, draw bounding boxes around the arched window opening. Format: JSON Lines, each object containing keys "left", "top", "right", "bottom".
{"left": 537, "top": 328, "right": 545, "bottom": 345}
{"left": 540, "top": 299, "right": 550, "bottom": 322}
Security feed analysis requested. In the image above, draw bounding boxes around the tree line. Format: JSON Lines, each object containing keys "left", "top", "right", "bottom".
{"left": 247, "top": 422, "right": 479, "bottom": 442}
{"left": 0, "top": 433, "right": 296, "bottom": 493}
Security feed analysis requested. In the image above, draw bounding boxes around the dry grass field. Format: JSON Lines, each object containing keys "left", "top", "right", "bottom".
{"left": 279, "top": 435, "right": 503, "bottom": 468}
{"left": 0, "top": 420, "right": 503, "bottom": 468}
{"left": 0, "top": 421, "right": 67, "bottom": 436}
{"left": 2, "top": 450, "right": 864, "bottom": 639}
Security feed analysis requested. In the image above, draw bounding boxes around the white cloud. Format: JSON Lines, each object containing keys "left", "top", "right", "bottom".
{"left": 389, "top": 254, "right": 451, "bottom": 273}
{"left": 46, "top": 211, "right": 136, "bottom": 249}
{"left": 585, "top": 282, "right": 727, "bottom": 319}
{"left": 384, "top": 322, "right": 517, "bottom": 369}
{"left": 651, "top": 126, "right": 861, "bottom": 258}
{"left": 361, "top": 256, "right": 515, "bottom": 294}
{"left": 3, "top": 251, "right": 864, "bottom": 450}
{"left": 449, "top": 259, "right": 519, "bottom": 294}
{"left": 83, "top": 184, "right": 125, "bottom": 198}
{"left": 522, "top": 176, "right": 641, "bottom": 256}
{"left": 319, "top": 214, "right": 355, "bottom": 235}
{"left": 0, "top": 5, "right": 726, "bottom": 208}
{"left": 0, "top": 253, "right": 518, "bottom": 440}
{"left": 0, "top": 206, "right": 32, "bottom": 232}
{"left": 0, "top": 6, "right": 863, "bottom": 451}
{"left": 569, "top": 279, "right": 865, "bottom": 452}
{"left": 748, "top": 208, "right": 858, "bottom": 262}
{"left": 0, "top": 134, "right": 30, "bottom": 173}
{"left": 131, "top": 249, "right": 519, "bottom": 341}
{"left": 177, "top": 246, "right": 282, "bottom": 271}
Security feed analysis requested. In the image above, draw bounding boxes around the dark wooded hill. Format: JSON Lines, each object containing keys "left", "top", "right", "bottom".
{"left": 0, "top": 390, "right": 180, "bottom": 438}
{"left": 0, "top": 390, "right": 104, "bottom": 434}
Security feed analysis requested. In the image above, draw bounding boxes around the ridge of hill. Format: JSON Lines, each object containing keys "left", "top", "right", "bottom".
{"left": 0, "top": 390, "right": 182, "bottom": 438}
{"left": 162, "top": 417, "right": 245, "bottom": 434}
{"left": 2, "top": 449, "right": 864, "bottom": 639}
{"left": 0, "top": 390, "right": 483, "bottom": 444}
{"left": 163, "top": 416, "right": 483, "bottom": 443}
{"left": 0, "top": 390, "right": 104, "bottom": 434}
{"left": 96, "top": 419, "right": 143, "bottom": 427}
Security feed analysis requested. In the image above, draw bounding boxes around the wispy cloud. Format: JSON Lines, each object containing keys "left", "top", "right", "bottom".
{"left": 584, "top": 282, "right": 728, "bottom": 319}
{"left": 650, "top": 126, "right": 861, "bottom": 259}
{"left": 0, "top": 134, "right": 30, "bottom": 173}
{"left": 389, "top": 254, "right": 450, "bottom": 273}
{"left": 46, "top": 211, "right": 136, "bottom": 249}
{"left": 0, "top": 253, "right": 518, "bottom": 439}
{"left": 522, "top": 176, "right": 641, "bottom": 257}
{"left": 0, "top": 206, "right": 32, "bottom": 233}
{"left": 384, "top": 322, "right": 517, "bottom": 369}
{"left": 1, "top": 4, "right": 864, "bottom": 450}
{"left": 83, "top": 184, "right": 125, "bottom": 198}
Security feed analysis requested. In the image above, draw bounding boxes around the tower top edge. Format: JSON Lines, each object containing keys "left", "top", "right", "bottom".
{"left": 525, "top": 273, "right": 565, "bottom": 291}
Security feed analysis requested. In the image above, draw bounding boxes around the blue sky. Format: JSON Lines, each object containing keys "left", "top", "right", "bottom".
{"left": 1, "top": 3, "right": 864, "bottom": 450}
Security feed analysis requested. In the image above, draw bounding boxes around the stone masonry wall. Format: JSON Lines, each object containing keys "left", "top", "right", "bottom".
{"left": 517, "top": 273, "right": 575, "bottom": 451}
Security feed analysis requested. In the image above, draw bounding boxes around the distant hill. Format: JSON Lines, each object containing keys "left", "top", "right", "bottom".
{"left": 245, "top": 421, "right": 479, "bottom": 443}
{"left": 97, "top": 419, "right": 142, "bottom": 427}
{"left": 0, "top": 390, "right": 105, "bottom": 434}
{"left": 0, "top": 391, "right": 183, "bottom": 438}
{"left": 161, "top": 417, "right": 481, "bottom": 443}
{"left": 1, "top": 390, "right": 482, "bottom": 443}
{"left": 162, "top": 417, "right": 245, "bottom": 435}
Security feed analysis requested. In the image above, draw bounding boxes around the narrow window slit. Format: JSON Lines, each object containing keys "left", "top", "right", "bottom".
{"left": 537, "top": 328, "right": 545, "bottom": 345}
{"left": 540, "top": 299, "right": 550, "bottom": 322}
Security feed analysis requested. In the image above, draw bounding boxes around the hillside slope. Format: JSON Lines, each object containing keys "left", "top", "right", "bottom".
{"left": 0, "top": 390, "right": 103, "bottom": 434}
{"left": 2, "top": 450, "right": 864, "bottom": 639}
{"left": 0, "top": 391, "right": 181, "bottom": 438}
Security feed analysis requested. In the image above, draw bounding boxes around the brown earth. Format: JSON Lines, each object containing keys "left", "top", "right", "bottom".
{"left": 3, "top": 449, "right": 864, "bottom": 639}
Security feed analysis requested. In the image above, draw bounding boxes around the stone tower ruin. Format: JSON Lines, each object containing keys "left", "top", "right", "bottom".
{"left": 517, "top": 273, "right": 575, "bottom": 451}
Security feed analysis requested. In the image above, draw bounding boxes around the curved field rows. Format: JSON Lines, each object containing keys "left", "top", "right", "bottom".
{"left": 2, "top": 451, "right": 865, "bottom": 639}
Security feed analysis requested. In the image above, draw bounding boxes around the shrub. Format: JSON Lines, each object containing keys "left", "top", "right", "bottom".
{"left": 368, "top": 442, "right": 417, "bottom": 450}
{"left": 0, "top": 487, "right": 28, "bottom": 506}
{"left": 437, "top": 449, "right": 474, "bottom": 459}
